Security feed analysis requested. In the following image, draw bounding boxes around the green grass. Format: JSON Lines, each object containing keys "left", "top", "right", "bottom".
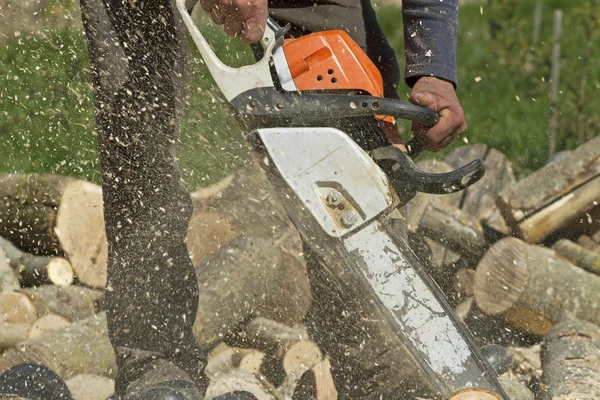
{"left": 1, "top": 1, "right": 598, "bottom": 186}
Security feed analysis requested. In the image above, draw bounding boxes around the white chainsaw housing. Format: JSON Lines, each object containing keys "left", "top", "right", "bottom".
{"left": 256, "top": 127, "right": 394, "bottom": 237}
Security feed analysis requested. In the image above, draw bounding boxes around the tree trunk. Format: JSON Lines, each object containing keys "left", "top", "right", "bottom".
{"left": 541, "top": 320, "right": 600, "bottom": 400}
{"left": 473, "top": 237, "right": 600, "bottom": 336}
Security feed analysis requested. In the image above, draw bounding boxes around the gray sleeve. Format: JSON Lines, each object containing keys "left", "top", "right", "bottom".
{"left": 402, "top": 0, "right": 459, "bottom": 88}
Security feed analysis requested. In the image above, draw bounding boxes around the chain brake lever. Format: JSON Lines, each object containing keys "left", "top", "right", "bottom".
{"left": 370, "top": 146, "right": 485, "bottom": 200}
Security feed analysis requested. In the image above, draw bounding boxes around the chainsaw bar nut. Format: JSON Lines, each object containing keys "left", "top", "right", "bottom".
{"left": 341, "top": 210, "right": 358, "bottom": 228}
{"left": 326, "top": 190, "right": 343, "bottom": 207}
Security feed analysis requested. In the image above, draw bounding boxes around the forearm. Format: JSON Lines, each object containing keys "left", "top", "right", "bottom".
{"left": 402, "top": 0, "right": 459, "bottom": 88}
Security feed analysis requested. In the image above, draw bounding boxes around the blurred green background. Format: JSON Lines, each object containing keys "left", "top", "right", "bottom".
{"left": 1, "top": 0, "right": 598, "bottom": 188}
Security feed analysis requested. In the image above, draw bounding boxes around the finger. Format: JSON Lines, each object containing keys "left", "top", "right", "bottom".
{"left": 409, "top": 92, "right": 436, "bottom": 110}
{"left": 200, "top": 0, "right": 216, "bottom": 12}
{"left": 239, "top": 12, "right": 266, "bottom": 42}
{"left": 412, "top": 110, "right": 455, "bottom": 152}
{"left": 210, "top": 5, "right": 226, "bottom": 24}
{"left": 224, "top": 15, "right": 244, "bottom": 37}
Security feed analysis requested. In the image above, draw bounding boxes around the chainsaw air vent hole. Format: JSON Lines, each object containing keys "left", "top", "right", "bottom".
{"left": 317, "top": 75, "right": 323, "bottom": 81}
{"left": 328, "top": 69, "right": 334, "bottom": 75}
{"left": 331, "top": 77, "right": 337, "bottom": 84}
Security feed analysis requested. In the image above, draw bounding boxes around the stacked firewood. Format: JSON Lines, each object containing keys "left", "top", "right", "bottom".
{"left": 405, "top": 136, "right": 600, "bottom": 399}
{"left": 0, "top": 163, "right": 322, "bottom": 400}
{"left": 0, "top": 136, "right": 599, "bottom": 399}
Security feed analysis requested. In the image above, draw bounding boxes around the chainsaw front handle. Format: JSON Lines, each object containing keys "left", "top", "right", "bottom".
{"left": 176, "top": 0, "right": 277, "bottom": 101}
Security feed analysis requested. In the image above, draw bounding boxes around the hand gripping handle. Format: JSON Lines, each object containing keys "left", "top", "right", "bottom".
{"left": 176, "top": 0, "right": 277, "bottom": 101}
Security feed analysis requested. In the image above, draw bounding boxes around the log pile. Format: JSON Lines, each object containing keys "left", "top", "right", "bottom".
{"left": 0, "top": 136, "right": 599, "bottom": 399}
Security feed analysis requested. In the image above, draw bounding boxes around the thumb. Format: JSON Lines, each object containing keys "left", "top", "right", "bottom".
{"left": 409, "top": 91, "right": 432, "bottom": 107}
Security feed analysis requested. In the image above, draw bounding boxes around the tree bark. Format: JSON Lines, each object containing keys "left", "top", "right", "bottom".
{"left": 473, "top": 237, "right": 600, "bottom": 336}
{"left": 541, "top": 320, "right": 600, "bottom": 400}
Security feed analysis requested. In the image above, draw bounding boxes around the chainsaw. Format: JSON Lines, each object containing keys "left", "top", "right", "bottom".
{"left": 177, "top": 2, "right": 510, "bottom": 399}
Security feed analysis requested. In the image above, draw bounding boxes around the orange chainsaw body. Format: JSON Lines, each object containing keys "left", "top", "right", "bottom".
{"left": 281, "top": 30, "right": 385, "bottom": 97}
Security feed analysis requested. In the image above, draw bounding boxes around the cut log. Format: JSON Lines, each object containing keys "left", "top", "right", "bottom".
{"left": 0, "top": 174, "right": 73, "bottom": 255}
{"left": 28, "top": 314, "right": 71, "bottom": 339}
{"left": 0, "top": 291, "right": 37, "bottom": 323}
{"left": 473, "top": 237, "right": 600, "bottom": 336}
{"left": 577, "top": 234, "right": 600, "bottom": 253}
{"left": 205, "top": 343, "right": 265, "bottom": 377}
{"left": 447, "top": 146, "right": 516, "bottom": 222}
{"left": 403, "top": 159, "right": 462, "bottom": 277}
{"left": 0, "top": 175, "right": 106, "bottom": 288}
{"left": 0, "top": 236, "right": 73, "bottom": 287}
{"left": 18, "top": 285, "right": 103, "bottom": 322}
{"left": 497, "top": 136, "right": 600, "bottom": 243}
{"left": 518, "top": 177, "right": 600, "bottom": 243}
{"left": 0, "top": 322, "right": 31, "bottom": 350}
{"left": 244, "top": 317, "right": 309, "bottom": 351}
{"left": 54, "top": 179, "right": 107, "bottom": 288}
{"left": 0, "top": 312, "right": 116, "bottom": 380}
{"left": 193, "top": 229, "right": 311, "bottom": 349}
{"left": 65, "top": 374, "right": 115, "bottom": 400}
{"left": 0, "top": 248, "right": 19, "bottom": 291}
{"left": 287, "top": 358, "right": 337, "bottom": 400}
{"left": 593, "top": 229, "right": 600, "bottom": 244}
{"left": 417, "top": 203, "right": 489, "bottom": 260}
{"left": 541, "top": 320, "right": 600, "bottom": 400}
{"left": 552, "top": 239, "right": 600, "bottom": 274}
{"left": 497, "top": 376, "right": 534, "bottom": 400}
{"left": 186, "top": 210, "right": 236, "bottom": 268}
{"left": 454, "top": 269, "right": 476, "bottom": 299}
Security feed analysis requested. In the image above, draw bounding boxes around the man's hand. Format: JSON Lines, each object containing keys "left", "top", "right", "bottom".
{"left": 199, "top": 0, "right": 267, "bottom": 43}
{"left": 408, "top": 76, "right": 467, "bottom": 152}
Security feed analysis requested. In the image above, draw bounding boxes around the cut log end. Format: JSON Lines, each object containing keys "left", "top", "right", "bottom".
{"left": 46, "top": 257, "right": 74, "bottom": 287}
{"left": 473, "top": 237, "right": 528, "bottom": 315}
{"left": 0, "top": 292, "right": 38, "bottom": 324}
{"left": 28, "top": 314, "right": 71, "bottom": 339}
